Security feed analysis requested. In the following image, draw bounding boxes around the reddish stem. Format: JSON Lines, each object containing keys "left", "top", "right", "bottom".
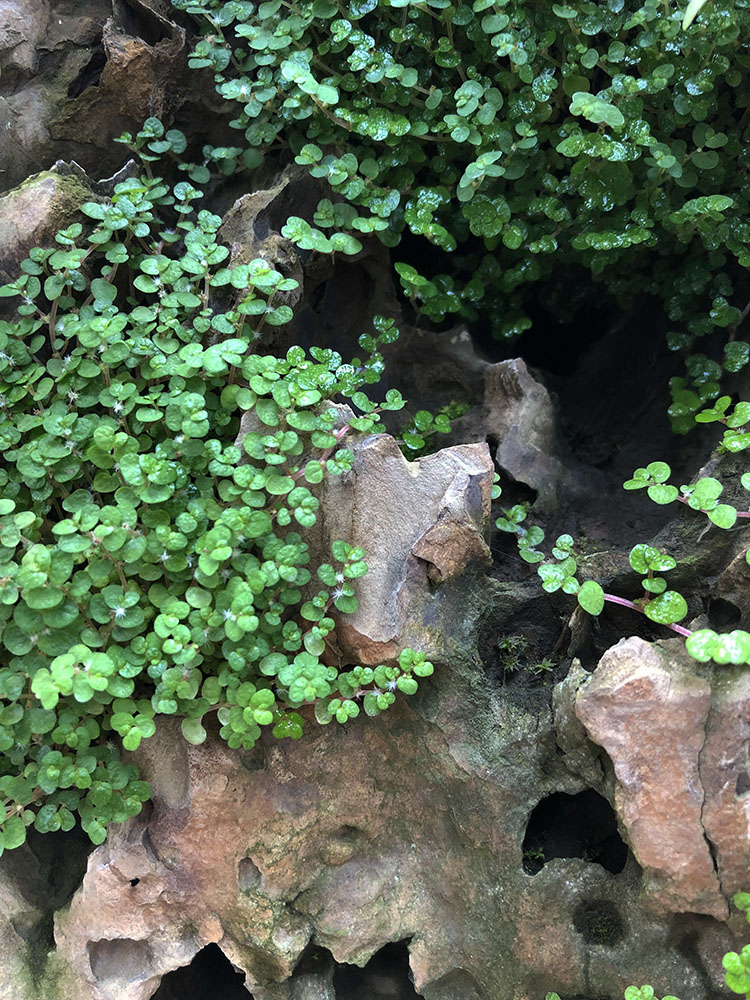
{"left": 602, "top": 593, "right": 693, "bottom": 637}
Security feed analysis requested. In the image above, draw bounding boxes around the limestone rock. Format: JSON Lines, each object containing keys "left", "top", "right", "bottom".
{"left": 321, "top": 435, "right": 494, "bottom": 663}
{"left": 50, "top": 695, "right": 723, "bottom": 1000}
{"left": 484, "top": 358, "right": 567, "bottom": 503}
{"left": 0, "top": 0, "right": 187, "bottom": 192}
{"left": 0, "top": 0, "right": 50, "bottom": 77}
{"left": 698, "top": 666, "right": 750, "bottom": 900}
{"left": 0, "top": 877, "right": 41, "bottom": 1000}
{"left": 575, "top": 637, "right": 727, "bottom": 920}
{"left": 552, "top": 659, "right": 607, "bottom": 789}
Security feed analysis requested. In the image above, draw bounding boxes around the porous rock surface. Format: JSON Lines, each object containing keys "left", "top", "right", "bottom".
{"left": 0, "top": 437, "right": 741, "bottom": 1000}
{"left": 575, "top": 637, "right": 750, "bottom": 922}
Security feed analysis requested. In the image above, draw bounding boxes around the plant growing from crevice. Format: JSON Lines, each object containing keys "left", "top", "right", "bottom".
{"left": 0, "top": 149, "right": 437, "bottom": 856}
{"left": 494, "top": 461, "right": 750, "bottom": 664}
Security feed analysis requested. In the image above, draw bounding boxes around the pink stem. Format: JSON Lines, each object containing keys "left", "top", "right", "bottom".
{"left": 602, "top": 593, "right": 693, "bottom": 638}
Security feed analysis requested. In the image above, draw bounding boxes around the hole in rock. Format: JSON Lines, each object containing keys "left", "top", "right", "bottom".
{"left": 572, "top": 899, "right": 625, "bottom": 947}
{"left": 238, "top": 856, "right": 262, "bottom": 892}
{"left": 129, "top": 878, "right": 140, "bottom": 887}
{"left": 708, "top": 597, "right": 742, "bottom": 629}
{"left": 89, "top": 937, "right": 153, "bottom": 982}
{"left": 117, "top": 0, "right": 172, "bottom": 45}
{"left": 737, "top": 771, "right": 750, "bottom": 796}
{"left": 522, "top": 789, "right": 628, "bottom": 875}
{"left": 333, "top": 940, "right": 423, "bottom": 999}
{"left": 67, "top": 44, "right": 107, "bottom": 98}
{"left": 150, "top": 944, "right": 251, "bottom": 999}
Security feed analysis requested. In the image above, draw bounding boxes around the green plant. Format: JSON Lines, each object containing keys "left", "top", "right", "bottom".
{"left": 399, "top": 401, "right": 469, "bottom": 457}
{"left": 494, "top": 461, "right": 750, "bottom": 661}
{"left": 170, "top": 0, "right": 750, "bottom": 401}
{"left": 0, "top": 154, "right": 436, "bottom": 855}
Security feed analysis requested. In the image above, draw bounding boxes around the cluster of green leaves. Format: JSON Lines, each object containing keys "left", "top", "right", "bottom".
{"left": 668, "top": 341, "right": 750, "bottom": 436}
{"left": 624, "top": 460, "right": 750, "bottom": 533}
{"left": 495, "top": 454, "right": 750, "bottom": 649}
{"left": 171, "top": 0, "right": 750, "bottom": 375}
{"left": 547, "top": 892, "right": 750, "bottom": 1000}
{"left": 0, "top": 154, "right": 435, "bottom": 855}
{"left": 399, "top": 400, "right": 468, "bottom": 456}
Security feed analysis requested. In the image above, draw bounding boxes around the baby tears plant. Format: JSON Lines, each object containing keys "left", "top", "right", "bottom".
{"left": 170, "top": 0, "right": 750, "bottom": 405}
{"left": 0, "top": 155, "right": 435, "bottom": 855}
{"left": 495, "top": 460, "right": 750, "bottom": 663}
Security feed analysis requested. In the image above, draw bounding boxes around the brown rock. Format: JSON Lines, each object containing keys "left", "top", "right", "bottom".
{"left": 699, "top": 666, "right": 750, "bottom": 899}
{"left": 0, "top": 0, "right": 188, "bottom": 191}
{"left": 321, "top": 435, "right": 493, "bottom": 664}
{"left": 575, "top": 637, "right": 727, "bottom": 920}
{"left": 51, "top": 699, "right": 719, "bottom": 1000}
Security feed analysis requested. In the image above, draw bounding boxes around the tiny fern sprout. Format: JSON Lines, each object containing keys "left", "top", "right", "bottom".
{"left": 0, "top": 142, "right": 433, "bottom": 857}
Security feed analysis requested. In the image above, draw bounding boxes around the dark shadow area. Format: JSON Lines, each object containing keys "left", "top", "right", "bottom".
{"left": 511, "top": 274, "right": 619, "bottom": 377}
{"left": 333, "top": 940, "right": 423, "bottom": 999}
{"left": 150, "top": 944, "right": 252, "bottom": 1000}
{"left": 116, "top": 0, "right": 173, "bottom": 45}
{"left": 1, "top": 823, "right": 95, "bottom": 974}
{"left": 67, "top": 41, "right": 106, "bottom": 98}
{"left": 572, "top": 898, "right": 625, "bottom": 947}
{"left": 708, "top": 597, "right": 742, "bottom": 629}
{"left": 522, "top": 789, "right": 628, "bottom": 875}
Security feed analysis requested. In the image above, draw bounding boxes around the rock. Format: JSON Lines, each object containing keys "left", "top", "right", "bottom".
{"left": 217, "top": 167, "right": 307, "bottom": 340}
{"left": 364, "top": 326, "right": 596, "bottom": 512}
{"left": 484, "top": 358, "right": 569, "bottom": 504}
{"left": 0, "top": 876, "right": 41, "bottom": 1000}
{"left": 51, "top": 691, "right": 724, "bottom": 1000}
{"left": 320, "top": 435, "right": 494, "bottom": 664}
{"left": 0, "top": 0, "right": 187, "bottom": 192}
{"left": 47, "top": 626, "right": 745, "bottom": 1000}
{"left": 552, "top": 659, "right": 607, "bottom": 789}
{"left": 0, "top": 162, "right": 94, "bottom": 286}
{"left": 575, "top": 637, "right": 727, "bottom": 920}
{"left": 698, "top": 666, "right": 750, "bottom": 901}
{"left": 0, "top": 0, "right": 50, "bottom": 77}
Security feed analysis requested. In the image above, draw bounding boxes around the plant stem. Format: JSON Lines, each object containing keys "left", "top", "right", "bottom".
{"left": 602, "top": 592, "right": 692, "bottom": 637}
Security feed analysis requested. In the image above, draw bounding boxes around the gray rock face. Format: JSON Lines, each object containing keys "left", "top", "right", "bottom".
{"left": 0, "top": 0, "right": 187, "bottom": 193}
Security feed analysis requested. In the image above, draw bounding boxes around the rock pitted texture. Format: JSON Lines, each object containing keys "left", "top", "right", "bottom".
{"left": 575, "top": 636, "right": 750, "bottom": 923}
{"left": 17, "top": 439, "right": 741, "bottom": 1000}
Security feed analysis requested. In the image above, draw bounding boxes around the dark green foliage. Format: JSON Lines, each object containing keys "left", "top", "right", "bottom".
{"left": 171, "top": 0, "right": 750, "bottom": 372}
